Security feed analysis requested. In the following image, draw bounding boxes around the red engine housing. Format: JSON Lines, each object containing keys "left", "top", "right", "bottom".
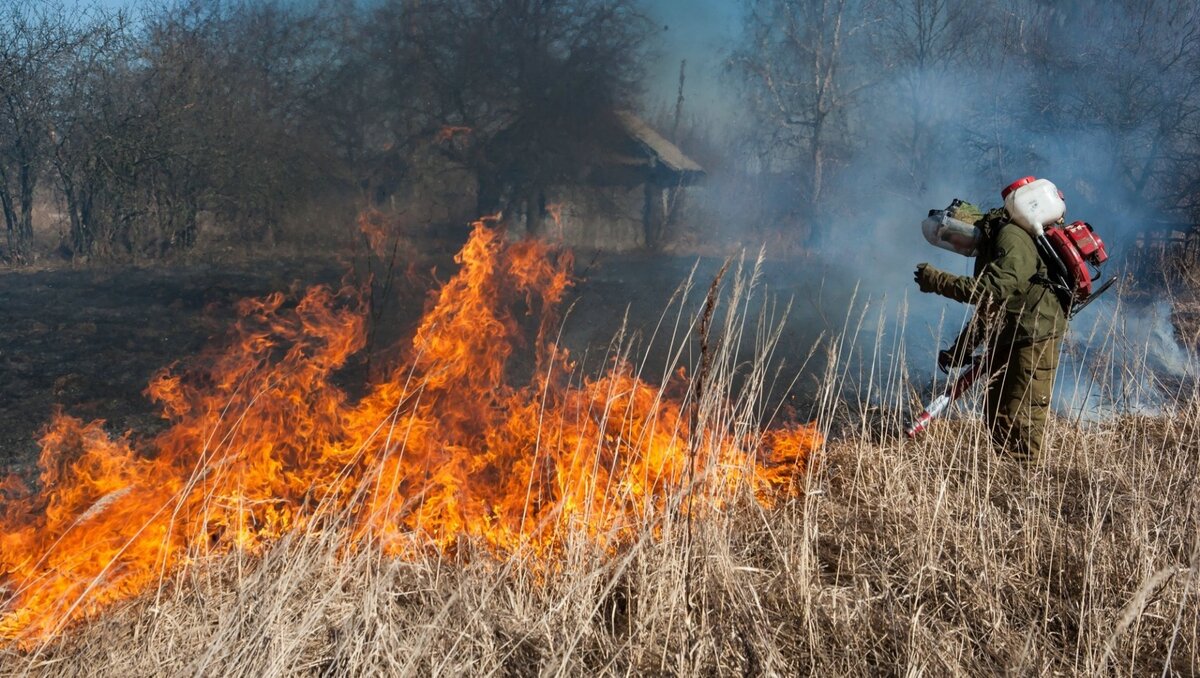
{"left": 1045, "top": 221, "right": 1108, "bottom": 301}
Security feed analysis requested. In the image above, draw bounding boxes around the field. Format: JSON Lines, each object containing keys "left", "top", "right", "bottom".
{"left": 0, "top": 230, "right": 1197, "bottom": 676}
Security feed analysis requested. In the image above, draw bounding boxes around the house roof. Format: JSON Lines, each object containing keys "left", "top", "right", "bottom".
{"left": 615, "top": 111, "right": 704, "bottom": 175}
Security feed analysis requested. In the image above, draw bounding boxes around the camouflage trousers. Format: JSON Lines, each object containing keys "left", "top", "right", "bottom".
{"left": 984, "top": 337, "right": 1062, "bottom": 463}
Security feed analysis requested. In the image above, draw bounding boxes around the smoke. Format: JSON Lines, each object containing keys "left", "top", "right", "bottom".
{"left": 636, "top": 0, "right": 1198, "bottom": 415}
{"left": 639, "top": 0, "right": 744, "bottom": 119}
{"left": 1056, "top": 298, "right": 1200, "bottom": 419}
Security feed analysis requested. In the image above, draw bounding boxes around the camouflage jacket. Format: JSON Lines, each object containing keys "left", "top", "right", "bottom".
{"left": 926, "top": 208, "right": 1068, "bottom": 353}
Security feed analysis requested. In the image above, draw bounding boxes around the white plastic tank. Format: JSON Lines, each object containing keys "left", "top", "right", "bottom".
{"left": 1002, "top": 176, "right": 1065, "bottom": 235}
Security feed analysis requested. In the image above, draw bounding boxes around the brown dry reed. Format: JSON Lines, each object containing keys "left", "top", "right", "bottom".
{"left": 2, "top": 253, "right": 1198, "bottom": 677}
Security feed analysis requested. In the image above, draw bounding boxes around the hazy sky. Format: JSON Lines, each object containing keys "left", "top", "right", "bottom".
{"left": 640, "top": 0, "right": 744, "bottom": 117}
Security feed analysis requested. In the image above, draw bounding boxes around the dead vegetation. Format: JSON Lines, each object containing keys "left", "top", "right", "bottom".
{"left": 2, "top": 272, "right": 1197, "bottom": 675}
{"left": 3, "top": 408, "right": 1197, "bottom": 676}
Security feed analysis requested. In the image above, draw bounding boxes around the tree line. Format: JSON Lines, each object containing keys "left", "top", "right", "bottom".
{"left": 728, "top": 0, "right": 1200, "bottom": 246}
{"left": 0, "top": 0, "right": 650, "bottom": 262}
{"left": 4, "top": 0, "right": 1197, "bottom": 262}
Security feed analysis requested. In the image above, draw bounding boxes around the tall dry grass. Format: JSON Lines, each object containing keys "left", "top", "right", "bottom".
{"left": 2, "top": 257, "right": 1198, "bottom": 677}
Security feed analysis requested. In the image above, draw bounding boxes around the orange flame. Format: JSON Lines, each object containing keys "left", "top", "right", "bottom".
{"left": 357, "top": 208, "right": 392, "bottom": 255}
{"left": 0, "top": 219, "right": 819, "bottom": 644}
{"left": 435, "top": 125, "right": 473, "bottom": 143}
{"left": 544, "top": 202, "right": 565, "bottom": 239}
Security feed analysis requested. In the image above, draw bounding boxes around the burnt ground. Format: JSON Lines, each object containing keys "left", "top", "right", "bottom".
{"left": 0, "top": 258, "right": 349, "bottom": 474}
{"left": 0, "top": 248, "right": 851, "bottom": 476}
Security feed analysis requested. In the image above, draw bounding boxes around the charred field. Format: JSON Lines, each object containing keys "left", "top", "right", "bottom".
{"left": 0, "top": 244, "right": 844, "bottom": 475}
{"left": 0, "top": 258, "right": 349, "bottom": 474}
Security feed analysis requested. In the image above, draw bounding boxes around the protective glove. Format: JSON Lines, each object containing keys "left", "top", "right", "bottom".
{"left": 913, "top": 263, "right": 944, "bottom": 294}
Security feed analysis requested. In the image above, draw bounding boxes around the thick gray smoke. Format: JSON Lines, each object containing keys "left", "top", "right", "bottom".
{"left": 642, "top": 0, "right": 1200, "bottom": 414}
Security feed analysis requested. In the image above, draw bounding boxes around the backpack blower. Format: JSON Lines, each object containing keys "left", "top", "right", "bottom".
{"left": 1001, "top": 176, "right": 1116, "bottom": 319}
{"left": 905, "top": 177, "right": 1117, "bottom": 438}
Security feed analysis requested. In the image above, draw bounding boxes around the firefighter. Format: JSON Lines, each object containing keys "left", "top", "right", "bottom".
{"left": 913, "top": 197, "right": 1068, "bottom": 463}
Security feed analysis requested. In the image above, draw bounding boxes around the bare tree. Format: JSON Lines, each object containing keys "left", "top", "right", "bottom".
{"left": 871, "top": 0, "right": 982, "bottom": 194}
{"left": 0, "top": 5, "right": 89, "bottom": 260}
{"left": 136, "top": 0, "right": 332, "bottom": 248}
{"left": 965, "top": 0, "right": 1200, "bottom": 230}
{"left": 730, "top": 0, "right": 875, "bottom": 244}
{"left": 387, "top": 0, "right": 653, "bottom": 233}
{"left": 45, "top": 9, "right": 129, "bottom": 255}
{"left": 1087, "top": 1, "right": 1200, "bottom": 222}
{"left": 0, "top": 0, "right": 656, "bottom": 261}
{"left": 306, "top": 1, "right": 397, "bottom": 204}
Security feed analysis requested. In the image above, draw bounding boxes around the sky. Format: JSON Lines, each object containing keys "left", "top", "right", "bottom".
{"left": 639, "top": 0, "right": 744, "bottom": 117}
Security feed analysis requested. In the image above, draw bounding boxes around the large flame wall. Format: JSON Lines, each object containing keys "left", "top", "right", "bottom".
{"left": 0, "top": 220, "right": 819, "bottom": 643}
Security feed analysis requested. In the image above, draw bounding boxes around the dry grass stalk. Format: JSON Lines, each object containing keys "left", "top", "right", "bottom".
{"left": 2, "top": 266, "right": 1198, "bottom": 677}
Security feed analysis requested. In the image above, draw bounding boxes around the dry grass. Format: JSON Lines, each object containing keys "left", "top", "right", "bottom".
{"left": 2, "top": 262, "right": 1199, "bottom": 677}
{"left": 7, "top": 414, "right": 1196, "bottom": 676}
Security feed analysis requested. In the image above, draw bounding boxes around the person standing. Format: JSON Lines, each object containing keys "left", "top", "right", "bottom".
{"left": 913, "top": 183, "right": 1069, "bottom": 463}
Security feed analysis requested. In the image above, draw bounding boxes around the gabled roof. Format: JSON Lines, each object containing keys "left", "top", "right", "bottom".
{"left": 615, "top": 111, "right": 704, "bottom": 175}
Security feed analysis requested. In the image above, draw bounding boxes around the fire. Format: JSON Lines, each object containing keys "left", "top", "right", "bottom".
{"left": 0, "top": 218, "right": 820, "bottom": 644}
{"left": 545, "top": 202, "right": 565, "bottom": 239}
{"left": 435, "top": 125, "right": 473, "bottom": 143}
{"left": 357, "top": 208, "right": 392, "bottom": 255}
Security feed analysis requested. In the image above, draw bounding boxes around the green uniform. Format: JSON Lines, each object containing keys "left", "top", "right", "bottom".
{"left": 920, "top": 209, "right": 1068, "bottom": 462}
